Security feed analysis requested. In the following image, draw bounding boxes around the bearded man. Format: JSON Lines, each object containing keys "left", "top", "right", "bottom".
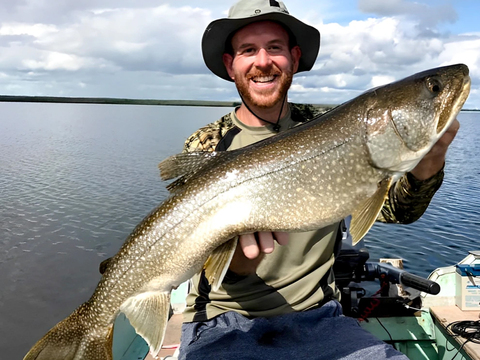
{"left": 177, "top": 1, "right": 459, "bottom": 359}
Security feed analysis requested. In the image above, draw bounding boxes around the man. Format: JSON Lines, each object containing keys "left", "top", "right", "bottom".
{"left": 177, "top": 1, "right": 459, "bottom": 359}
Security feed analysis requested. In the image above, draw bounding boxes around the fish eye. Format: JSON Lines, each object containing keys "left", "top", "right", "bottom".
{"left": 426, "top": 77, "right": 443, "bottom": 94}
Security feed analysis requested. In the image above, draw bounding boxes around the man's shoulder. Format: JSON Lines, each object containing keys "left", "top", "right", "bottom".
{"left": 182, "top": 103, "right": 333, "bottom": 153}
{"left": 183, "top": 112, "right": 235, "bottom": 153}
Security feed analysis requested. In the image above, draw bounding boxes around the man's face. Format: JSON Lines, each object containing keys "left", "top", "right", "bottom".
{"left": 223, "top": 21, "right": 301, "bottom": 109}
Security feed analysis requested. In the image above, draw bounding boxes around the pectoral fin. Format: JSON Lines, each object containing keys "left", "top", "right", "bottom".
{"left": 203, "top": 237, "right": 238, "bottom": 291}
{"left": 350, "top": 177, "right": 393, "bottom": 245}
{"left": 119, "top": 291, "right": 171, "bottom": 358}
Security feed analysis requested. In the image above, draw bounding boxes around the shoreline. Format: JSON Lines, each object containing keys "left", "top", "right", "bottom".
{"left": 0, "top": 95, "right": 337, "bottom": 109}
{"left": 0, "top": 95, "right": 477, "bottom": 111}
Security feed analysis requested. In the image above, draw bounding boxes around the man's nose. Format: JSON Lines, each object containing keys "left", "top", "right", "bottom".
{"left": 254, "top": 48, "right": 272, "bottom": 68}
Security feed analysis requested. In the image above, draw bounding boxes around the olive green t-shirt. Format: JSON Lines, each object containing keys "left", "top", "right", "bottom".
{"left": 183, "top": 108, "right": 342, "bottom": 322}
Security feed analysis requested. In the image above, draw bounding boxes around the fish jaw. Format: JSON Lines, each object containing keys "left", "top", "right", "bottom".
{"left": 364, "top": 64, "right": 470, "bottom": 173}
{"left": 436, "top": 65, "right": 470, "bottom": 135}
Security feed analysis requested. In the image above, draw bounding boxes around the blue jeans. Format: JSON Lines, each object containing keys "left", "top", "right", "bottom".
{"left": 179, "top": 300, "right": 409, "bottom": 359}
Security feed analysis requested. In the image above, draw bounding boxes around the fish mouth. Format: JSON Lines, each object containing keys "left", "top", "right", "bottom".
{"left": 436, "top": 74, "right": 471, "bottom": 134}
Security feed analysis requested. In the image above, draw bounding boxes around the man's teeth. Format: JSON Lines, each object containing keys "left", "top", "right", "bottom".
{"left": 253, "top": 76, "right": 275, "bottom": 83}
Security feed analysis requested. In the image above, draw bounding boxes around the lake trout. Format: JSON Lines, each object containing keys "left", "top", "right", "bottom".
{"left": 24, "top": 64, "right": 470, "bottom": 360}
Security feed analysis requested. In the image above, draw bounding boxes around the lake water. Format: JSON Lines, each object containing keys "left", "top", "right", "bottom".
{"left": 1, "top": 103, "right": 479, "bottom": 359}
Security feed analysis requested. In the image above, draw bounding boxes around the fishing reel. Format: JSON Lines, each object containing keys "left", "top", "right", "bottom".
{"left": 333, "top": 242, "right": 440, "bottom": 319}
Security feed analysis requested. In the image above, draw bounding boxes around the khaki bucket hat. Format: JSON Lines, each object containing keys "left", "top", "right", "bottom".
{"left": 202, "top": 0, "right": 320, "bottom": 82}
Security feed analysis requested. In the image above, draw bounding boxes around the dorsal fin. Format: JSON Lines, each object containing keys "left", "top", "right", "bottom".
{"left": 159, "top": 151, "right": 223, "bottom": 180}
{"left": 159, "top": 151, "right": 232, "bottom": 193}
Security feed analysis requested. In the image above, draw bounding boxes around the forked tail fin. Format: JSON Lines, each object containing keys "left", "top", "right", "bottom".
{"left": 23, "top": 303, "right": 113, "bottom": 360}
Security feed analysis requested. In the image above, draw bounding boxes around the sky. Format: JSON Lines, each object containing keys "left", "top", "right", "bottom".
{"left": 0, "top": 0, "right": 479, "bottom": 108}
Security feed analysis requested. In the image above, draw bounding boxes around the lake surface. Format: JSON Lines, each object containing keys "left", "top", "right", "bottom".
{"left": 1, "top": 103, "right": 479, "bottom": 359}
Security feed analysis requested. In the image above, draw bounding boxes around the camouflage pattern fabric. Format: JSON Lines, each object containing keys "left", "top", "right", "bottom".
{"left": 379, "top": 170, "right": 444, "bottom": 224}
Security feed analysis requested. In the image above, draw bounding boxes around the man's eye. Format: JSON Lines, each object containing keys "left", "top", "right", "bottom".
{"left": 268, "top": 45, "right": 283, "bottom": 53}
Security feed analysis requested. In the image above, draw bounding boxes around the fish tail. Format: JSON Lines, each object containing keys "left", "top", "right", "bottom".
{"left": 24, "top": 303, "right": 113, "bottom": 360}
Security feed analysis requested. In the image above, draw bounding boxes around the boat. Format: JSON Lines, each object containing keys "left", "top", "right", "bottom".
{"left": 112, "top": 245, "right": 480, "bottom": 360}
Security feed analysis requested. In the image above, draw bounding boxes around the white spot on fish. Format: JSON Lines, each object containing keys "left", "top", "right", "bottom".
{"left": 224, "top": 169, "right": 240, "bottom": 182}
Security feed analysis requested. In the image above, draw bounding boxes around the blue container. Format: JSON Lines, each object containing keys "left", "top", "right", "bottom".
{"left": 456, "top": 264, "right": 480, "bottom": 277}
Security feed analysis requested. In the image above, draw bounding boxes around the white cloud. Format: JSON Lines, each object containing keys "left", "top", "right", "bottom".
{"left": 288, "top": 11, "right": 479, "bottom": 108}
{"left": 30, "top": 5, "right": 211, "bottom": 73}
{"left": 358, "top": 0, "right": 457, "bottom": 27}
{"left": 0, "top": 0, "right": 478, "bottom": 108}
{"left": 440, "top": 36, "right": 480, "bottom": 78}
{"left": 370, "top": 75, "right": 396, "bottom": 88}
{"left": 21, "top": 51, "right": 114, "bottom": 71}
{"left": 0, "top": 23, "right": 58, "bottom": 37}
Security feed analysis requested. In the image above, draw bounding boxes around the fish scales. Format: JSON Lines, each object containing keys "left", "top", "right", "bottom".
{"left": 24, "top": 64, "right": 470, "bottom": 360}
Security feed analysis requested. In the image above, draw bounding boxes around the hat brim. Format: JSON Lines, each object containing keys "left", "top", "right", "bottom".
{"left": 202, "top": 12, "right": 320, "bottom": 82}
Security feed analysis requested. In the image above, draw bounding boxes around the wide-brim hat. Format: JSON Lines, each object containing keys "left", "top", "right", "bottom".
{"left": 202, "top": 0, "right": 320, "bottom": 82}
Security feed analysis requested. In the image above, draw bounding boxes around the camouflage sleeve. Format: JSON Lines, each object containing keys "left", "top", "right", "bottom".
{"left": 290, "top": 103, "right": 334, "bottom": 123}
{"left": 182, "top": 113, "right": 234, "bottom": 153}
{"left": 378, "top": 169, "right": 444, "bottom": 224}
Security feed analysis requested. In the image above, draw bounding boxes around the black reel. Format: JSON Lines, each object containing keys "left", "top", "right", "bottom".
{"left": 333, "top": 241, "right": 440, "bottom": 319}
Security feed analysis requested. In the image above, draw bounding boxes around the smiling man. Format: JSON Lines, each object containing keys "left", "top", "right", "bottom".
{"left": 176, "top": 1, "right": 458, "bottom": 359}
{"left": 224, "top": 20, "right": 300, "bottom": 114}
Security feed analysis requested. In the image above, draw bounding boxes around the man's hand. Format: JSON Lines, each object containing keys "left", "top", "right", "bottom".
{"left": 410, "top": 119, "right": 460, "bottom": 180}
{"left": 228, "top": 232, "right": 289, "bottom": 276}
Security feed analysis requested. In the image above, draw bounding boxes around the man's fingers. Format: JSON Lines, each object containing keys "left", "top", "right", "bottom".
{"left": 257, "top": 232, "right": 275, "bottom": 254}
{"left": 273, "top": 232, "right": 289, "bottom": 246}
{"left": 239, "top": 232, "right": 290, "bottom": 259}
{"left": 410, "top": 118, "right": 460, "bottom": 180}
{"left": 439, "top": 118, "right": 460, "bottom": 147}
{"left": 239, "top": 233, "right": 260, "bottom": 259}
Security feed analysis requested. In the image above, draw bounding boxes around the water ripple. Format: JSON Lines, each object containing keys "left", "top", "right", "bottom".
{"left": 0, "top": 102, "right": 232, "bottom": 359}
{"left": 0, "top": 105, "right": 478, "bottom": 359}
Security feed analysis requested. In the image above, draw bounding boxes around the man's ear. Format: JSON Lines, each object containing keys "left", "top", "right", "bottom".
{"left": 223, "top": 53, "right": 235, "bottom": 80}
{"left": 291, "top": 45, "right": 302, "bottom": 73}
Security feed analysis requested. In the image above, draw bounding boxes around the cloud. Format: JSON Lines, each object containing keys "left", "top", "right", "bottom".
{"left": 0, "top": 4, "right": 214, "bottom": 99}
{"left": 287, "top": 6, "right": 479, "bottom": 108}
{"left": 0, "top": 0, "right": 478, "bottom": 108}
{"left": 440, "top": 35, "right": 480, "bottom": 79}
{"left": 0, "top": 23, "right": 58, "bottom": 37}
{"left": 15, "top": 5, "right": 210, "bottom": 73}
{"left": 358, "top": 0, "right": 458, "bottom": 28}
{"left": 292, "top": 16, "right": 447, "bottom": 103}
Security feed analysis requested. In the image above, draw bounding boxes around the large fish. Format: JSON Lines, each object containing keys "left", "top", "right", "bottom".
{"left": 24, "top": 64, "right": 470, "bottom": 360}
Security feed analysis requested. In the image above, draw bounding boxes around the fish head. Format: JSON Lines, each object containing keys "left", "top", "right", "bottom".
{"left": 364, "top": 64, "right": 470, "bottom": 173}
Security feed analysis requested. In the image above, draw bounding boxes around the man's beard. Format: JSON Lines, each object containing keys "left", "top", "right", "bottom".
{"left": 235, "top": 66, "right": 294, "bottom": 109}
